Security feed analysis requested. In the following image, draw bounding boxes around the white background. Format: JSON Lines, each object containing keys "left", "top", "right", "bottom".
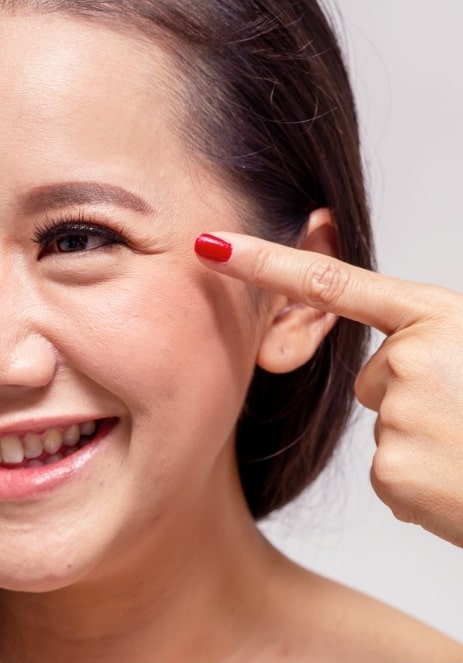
{"left": 262, "top": 1, "right": 463, "bottom": 642}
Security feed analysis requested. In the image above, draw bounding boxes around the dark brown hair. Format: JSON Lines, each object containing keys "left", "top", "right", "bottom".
{"left": 5, "top": 0, "right": 374, "bottom": 519}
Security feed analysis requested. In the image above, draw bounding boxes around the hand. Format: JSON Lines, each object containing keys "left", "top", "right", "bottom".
{"left": 195, "top": 232, "right": 463, "bottom": 548}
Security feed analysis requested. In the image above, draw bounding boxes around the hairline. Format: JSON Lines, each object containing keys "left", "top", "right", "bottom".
{"left": 2, "top": 2, "right": 270, "bottom": 318}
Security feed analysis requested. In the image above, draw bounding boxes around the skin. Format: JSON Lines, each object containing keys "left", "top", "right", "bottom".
{"left": 0, "top": 9, "right": 461, "bottom": 663}
{"left": 197, "top": 232, "right": 463, "bottom": 549}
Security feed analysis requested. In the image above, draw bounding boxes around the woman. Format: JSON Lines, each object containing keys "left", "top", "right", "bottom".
{"left": 0, "top": 1, "right": 461, "bottom": 661}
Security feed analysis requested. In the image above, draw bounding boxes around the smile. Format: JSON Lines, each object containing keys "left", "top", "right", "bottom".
{"left": 0, "top": 420, "right": 102, "bottom": 469}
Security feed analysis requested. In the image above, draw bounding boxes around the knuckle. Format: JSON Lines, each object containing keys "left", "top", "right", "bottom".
{"left": 385, "top": 335, "right": 436, "bottom": 381}
{"left": 377, "top": 395, "right": 399, "bottom": 429}
{"left": 384, "top": 342, "right": 413, "bottom": 379}
{"left": 377, "top": 389, "right": 420, "bottom": 433}
{"left": 371, "top": 445, "right": 398, "bottom": 485}
{"left": 389, "top": 503, "right": 418, "bottom": 526}
{"left": 370, "top": 445, "right": 405, "bottom": 501}
{"left": 370, "top": 443, "right": 418, "bottom": 524}
{"left": 250, "top": 246, "right": 272, "bottom": 288}
{"left": 300, "top": 259, "right": 350, "bottom": 308}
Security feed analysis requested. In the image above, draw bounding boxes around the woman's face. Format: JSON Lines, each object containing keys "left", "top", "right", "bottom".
{"left": 0, "top": 12, "right": 264, "bottom": 590}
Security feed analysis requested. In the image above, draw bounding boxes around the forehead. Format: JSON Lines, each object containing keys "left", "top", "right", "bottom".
{"left": 0, "top": 11, "right": 186, "bottom": 192}
{"left": 0, "top": 10, "right": 170, "bottom": 106}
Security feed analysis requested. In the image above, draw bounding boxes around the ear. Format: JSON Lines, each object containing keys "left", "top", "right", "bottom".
{"left": 256, "top": 208, "right": 339, "bottom": 374}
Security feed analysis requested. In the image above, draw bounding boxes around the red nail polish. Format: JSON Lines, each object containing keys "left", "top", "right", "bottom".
{"left": 194, "top": 234, "right": 233, "bottom": 263}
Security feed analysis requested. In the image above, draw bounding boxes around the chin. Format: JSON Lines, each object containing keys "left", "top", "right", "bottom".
{"left": 0, "top": 552, "right": 95, "bottom": 594}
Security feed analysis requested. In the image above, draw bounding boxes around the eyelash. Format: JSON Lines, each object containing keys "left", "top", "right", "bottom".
{"left": 33, "top": 211, "right": 128, "bottom": 257}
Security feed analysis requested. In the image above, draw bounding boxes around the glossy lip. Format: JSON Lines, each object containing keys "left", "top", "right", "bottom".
{"left": 0, "top": 418, "right": 118, "bottom": 501}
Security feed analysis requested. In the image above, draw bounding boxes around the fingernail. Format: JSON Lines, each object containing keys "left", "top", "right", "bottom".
{"left": 194, "top": 234, "right": 233, "bottom": 263}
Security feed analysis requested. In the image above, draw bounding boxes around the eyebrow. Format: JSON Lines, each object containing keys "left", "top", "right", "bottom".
{"left": 20, "top": 181, "right": 155, "bottom": 216}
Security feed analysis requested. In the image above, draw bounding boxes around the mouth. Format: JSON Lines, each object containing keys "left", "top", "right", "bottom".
{"left": 0, "top": 419, "right": 113, "bottom": 470}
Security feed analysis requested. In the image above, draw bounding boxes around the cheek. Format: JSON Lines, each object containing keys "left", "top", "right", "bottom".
{"left": 42, "top": 264, "right": 259, "bottom": 450}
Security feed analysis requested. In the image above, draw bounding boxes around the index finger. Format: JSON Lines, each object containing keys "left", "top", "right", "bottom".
{"left": 194, "top": 232, "right": 440, "bottom": 335}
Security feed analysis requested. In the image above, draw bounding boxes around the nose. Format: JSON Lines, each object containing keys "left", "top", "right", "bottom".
{"left": 0, "top": 332, "right": 57, "bottom": 390}
{"left": 0, "top": 260, "right": 57, "bottom": 391}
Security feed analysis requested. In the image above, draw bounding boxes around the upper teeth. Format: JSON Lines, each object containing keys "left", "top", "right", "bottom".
{"left": 0, "top": 421, "right": 97, "bottom": 465}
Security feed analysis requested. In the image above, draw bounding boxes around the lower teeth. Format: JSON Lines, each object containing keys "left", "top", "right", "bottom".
{"left": 25, "top": 451, "right": 71, "bottom": 469}
{"left": 27, "top": 459, "right": 46, "bottom": 468}
{"left": 45, "top": 454, "right": 64, "bottom": 465}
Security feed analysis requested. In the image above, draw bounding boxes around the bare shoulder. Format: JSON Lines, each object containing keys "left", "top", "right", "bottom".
{"left": 265, "top": 553, "right": 463, "bottom": 663}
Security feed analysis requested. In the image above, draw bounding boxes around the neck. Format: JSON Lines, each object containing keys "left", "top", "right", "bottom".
{"left": 0, "top": 460, "right": 278, "bottom": 663}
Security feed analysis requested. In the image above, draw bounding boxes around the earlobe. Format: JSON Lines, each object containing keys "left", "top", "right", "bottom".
{"left": 256, "top": 208, "right": 339, "bottom": 374}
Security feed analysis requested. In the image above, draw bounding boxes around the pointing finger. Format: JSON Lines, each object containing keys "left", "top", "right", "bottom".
{"left": 194, "top": 232, "right": 443, "bottom": 335}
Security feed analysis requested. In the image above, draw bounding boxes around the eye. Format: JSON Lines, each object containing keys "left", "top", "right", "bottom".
{"left": 33, "top": 215, "right": 127, "bottom": 259}
{"left": 54, "top": 232, "right": 108, "bottom": 253}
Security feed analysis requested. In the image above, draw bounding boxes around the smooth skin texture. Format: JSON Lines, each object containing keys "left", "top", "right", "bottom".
{"left": 0, "top": 10, "right": 461, "bottom": 663}
{"left": 196, "top": 225, "right": 463, "bottom": 549}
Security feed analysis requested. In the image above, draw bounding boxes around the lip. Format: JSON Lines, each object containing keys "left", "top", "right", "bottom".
{"left": 0, "top": 418, "right": 118, "bottom": 501}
